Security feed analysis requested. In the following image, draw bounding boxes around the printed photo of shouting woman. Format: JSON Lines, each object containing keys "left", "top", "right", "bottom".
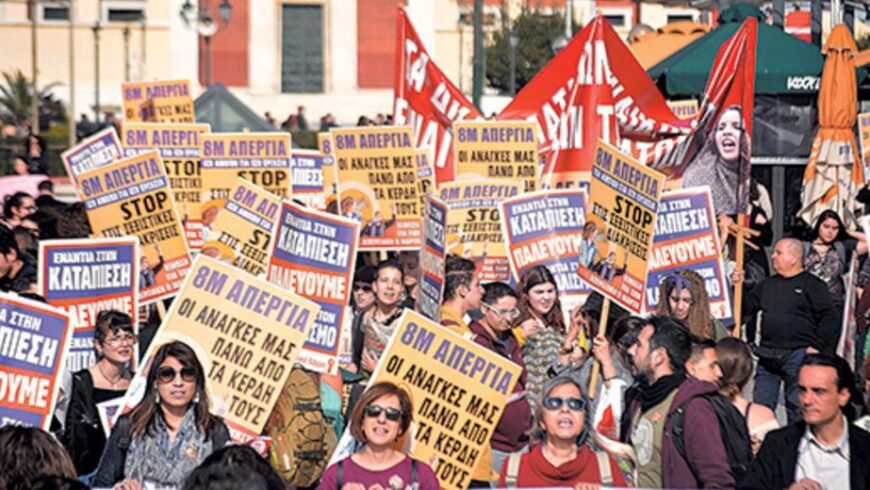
{"left": 682, "top": 105, "right": 751, "bottom": 216}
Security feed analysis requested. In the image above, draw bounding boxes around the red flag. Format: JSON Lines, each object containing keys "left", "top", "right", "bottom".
{"left": 499, "top": 17, "right": 689, "bottom": 189}
{"left": 499, "top": 16, "right": 758, "bottom": 209}
{"left": 676, "top": 18, "right": 757, "bottom": 215}
{"left": 393, "top": 8, "right": 481, "bottom": 185}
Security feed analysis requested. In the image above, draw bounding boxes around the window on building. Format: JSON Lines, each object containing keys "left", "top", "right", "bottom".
{"left": 102, "top": 1, "right": 145, "bottom": 22}
{"left": 107, "top": 8, "right": 144, "bottom": 22}
{"left": 281, "top": 4, "right": 324, "bottom": 94}
{"left": 667, "top": 14, "right": 695, "bottom": 23}
{"left": 603, "top": 14, "right": 626, "bottom": 27}
{"left": 41, "top": 4, "right": 70, "bottom": 21}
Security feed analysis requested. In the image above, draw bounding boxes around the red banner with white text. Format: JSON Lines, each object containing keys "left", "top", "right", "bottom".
{"left": 393, "top": 7, "right": 481, "bottom": 185}
{"left": 682, "top": 18, "right": 757, "bottom": 215}
{"left": 499, "top": 16, "right": 757, "bottom": 213}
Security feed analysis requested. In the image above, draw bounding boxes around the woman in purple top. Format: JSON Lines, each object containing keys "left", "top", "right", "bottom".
{"left": 319, "top": 382, "right": 439, "bottom": 490}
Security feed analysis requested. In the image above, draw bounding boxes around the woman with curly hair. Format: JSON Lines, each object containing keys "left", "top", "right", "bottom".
{"left": 656, "top": 270, "right": 728, "bottom": 340}
{"left": 62, "top": 310, "right": 136, "bottom": 477}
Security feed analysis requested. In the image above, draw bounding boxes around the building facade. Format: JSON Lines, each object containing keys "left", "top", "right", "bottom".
{"left": 0, "top": 0, "right": 197, "bottom": 122}
{"left": 12, "top": 1, "right": 842, "bottom": 129}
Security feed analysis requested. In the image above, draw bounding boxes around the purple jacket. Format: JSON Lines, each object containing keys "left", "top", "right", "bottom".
{"left": 626, "top": 377, "right": 735, "bottom": 489}
{"left": 469, "top": 320, "right": 531, "bottom": 452}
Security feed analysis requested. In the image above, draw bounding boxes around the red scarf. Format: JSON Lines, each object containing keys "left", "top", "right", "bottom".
{"left": 511, "top": 444, "right": 624, "bottom": 487}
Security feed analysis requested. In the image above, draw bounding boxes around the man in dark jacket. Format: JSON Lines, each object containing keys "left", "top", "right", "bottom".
{"left": 742, "top": 238, "right": 840, "bottom": 424}
{"left": 740, "top": 354, "right": 870, "bottom": 489}
{"left": 621, "top": 315, "right": 735, "bottom": 489}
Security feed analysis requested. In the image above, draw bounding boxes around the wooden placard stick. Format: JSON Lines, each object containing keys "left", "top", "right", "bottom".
{"left": 588, "top": 297, "right": 611, "bottom": 395}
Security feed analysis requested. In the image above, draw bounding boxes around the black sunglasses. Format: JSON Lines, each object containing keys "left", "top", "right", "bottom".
{"left": 156, "top": 366, "right": 197, "bottom": 383}
{"left": 353, "top": 283, "right": 373, "bottom": 292}
{"left": 542, "top": 396, "right": 586, "bottom": 412}
{"left": 364, "top": 404, "right": 402, "bottom": 421}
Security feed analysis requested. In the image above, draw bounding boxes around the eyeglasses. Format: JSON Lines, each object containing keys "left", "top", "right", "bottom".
{"left": 669, "top": 296, "right": 694, "bottom": 306}
{"left": 542, "top": 396, "right": 587, "bottom": 412}
{"left": 364, "top": 404, "right": 402, "bottom": 422}
{"left": 104, "top": 334, "right": 137, "bottom": 347}
{"left": 482, "top": 302, "right": 521, "bottom": 320}
{"left": 353, "top": 283, "right": 373, "bottom": 292}
{"left": 156, "top": 366, "right": 197, "bottom": 383}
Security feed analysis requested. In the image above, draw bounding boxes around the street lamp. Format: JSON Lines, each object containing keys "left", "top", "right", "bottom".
{"left": 123, "top": 26, "right": 131, "bottom": 81}
{"left": 180, "top": 0, "right": 232, "bottom": 87}
{"left": 30, "top": 0, "right": 38, "bottom": 134}
{"left": 552, "top": 0, "right": 572, "bottom": 55}
{"left": 508, "top": 28, "right": 518, "bottom": 96}
{"left": 92, "top": 22, "right": 102, "bottom": 126}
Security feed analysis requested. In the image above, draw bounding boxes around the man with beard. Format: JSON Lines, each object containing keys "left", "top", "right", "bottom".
{"left": 620, "top": 315, "right": 735, "bottom": 488}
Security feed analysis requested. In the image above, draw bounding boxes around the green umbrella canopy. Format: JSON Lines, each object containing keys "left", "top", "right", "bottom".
{"left": 648, "top": 3, "right": 825, "bottom": 96}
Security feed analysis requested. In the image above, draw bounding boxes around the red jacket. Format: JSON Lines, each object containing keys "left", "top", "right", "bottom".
{"left": 497, "top": 444, "right": 626, "bottom": 487}
{"left": 469, "top": 320, "right": 531, "bottom": 452}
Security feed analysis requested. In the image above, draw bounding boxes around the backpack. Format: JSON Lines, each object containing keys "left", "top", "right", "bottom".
{"left": 266, "top": 368, "right": 337, "bottom": 487}
{"left": 502, "top": 449, "right": 613, "bottom": 487}
{"left": 670, "top": 393, "right": 752, "bottom": 483}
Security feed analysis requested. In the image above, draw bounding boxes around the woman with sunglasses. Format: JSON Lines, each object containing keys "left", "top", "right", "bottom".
{"left": 499, "top": 376, "right": 626, "bottom": 487}
{"left": 93, "top": 341, "right": 230, "bottom": 489}
{"left": 656, "top": 270, "right": 728, "bottom": 340}
{"left": 514, "top": 265, "right": 584, "bottom": 412}
{"left": 319, "top": 382, "right": 438, "bottom": 490}
{"left": 349, "top": 265, "right": 376, "bottom": 373}
{"left": 61, "top": 310, "right": 136, "bottom": 478}
{"left": 469, "top": 282, "right": 532, "bottom": 478}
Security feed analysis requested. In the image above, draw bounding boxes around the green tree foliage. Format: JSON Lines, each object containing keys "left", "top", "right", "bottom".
{"left": 0, "top": 69, "right": 65, "bottom": 127}
{"left": 485, "top": 10, "right": 574, "bottom": 94}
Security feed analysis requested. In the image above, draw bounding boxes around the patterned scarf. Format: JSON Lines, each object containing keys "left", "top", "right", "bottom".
{"left": 124, "top": 407, "right": 213, "bottom": 486}
{"left": 361, "top": 308, "right": 403, "bottom": 362}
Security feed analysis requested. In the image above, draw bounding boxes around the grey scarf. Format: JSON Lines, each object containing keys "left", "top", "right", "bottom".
{"left": 124, "top": 407, "right": 213, "bottom": 486}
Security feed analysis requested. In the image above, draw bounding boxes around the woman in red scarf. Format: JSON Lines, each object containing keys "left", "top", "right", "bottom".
{"left": 499, "top": 376, "right": 626, "bottom": 487}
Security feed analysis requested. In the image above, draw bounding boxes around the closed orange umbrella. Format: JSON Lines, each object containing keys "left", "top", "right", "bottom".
{"left": 800, "top": 24, "right": 862, "bottom": 226}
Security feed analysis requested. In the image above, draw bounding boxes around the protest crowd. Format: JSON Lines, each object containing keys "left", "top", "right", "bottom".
{"left": 4, "top": 5, "right": 870, "bottom": 490}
